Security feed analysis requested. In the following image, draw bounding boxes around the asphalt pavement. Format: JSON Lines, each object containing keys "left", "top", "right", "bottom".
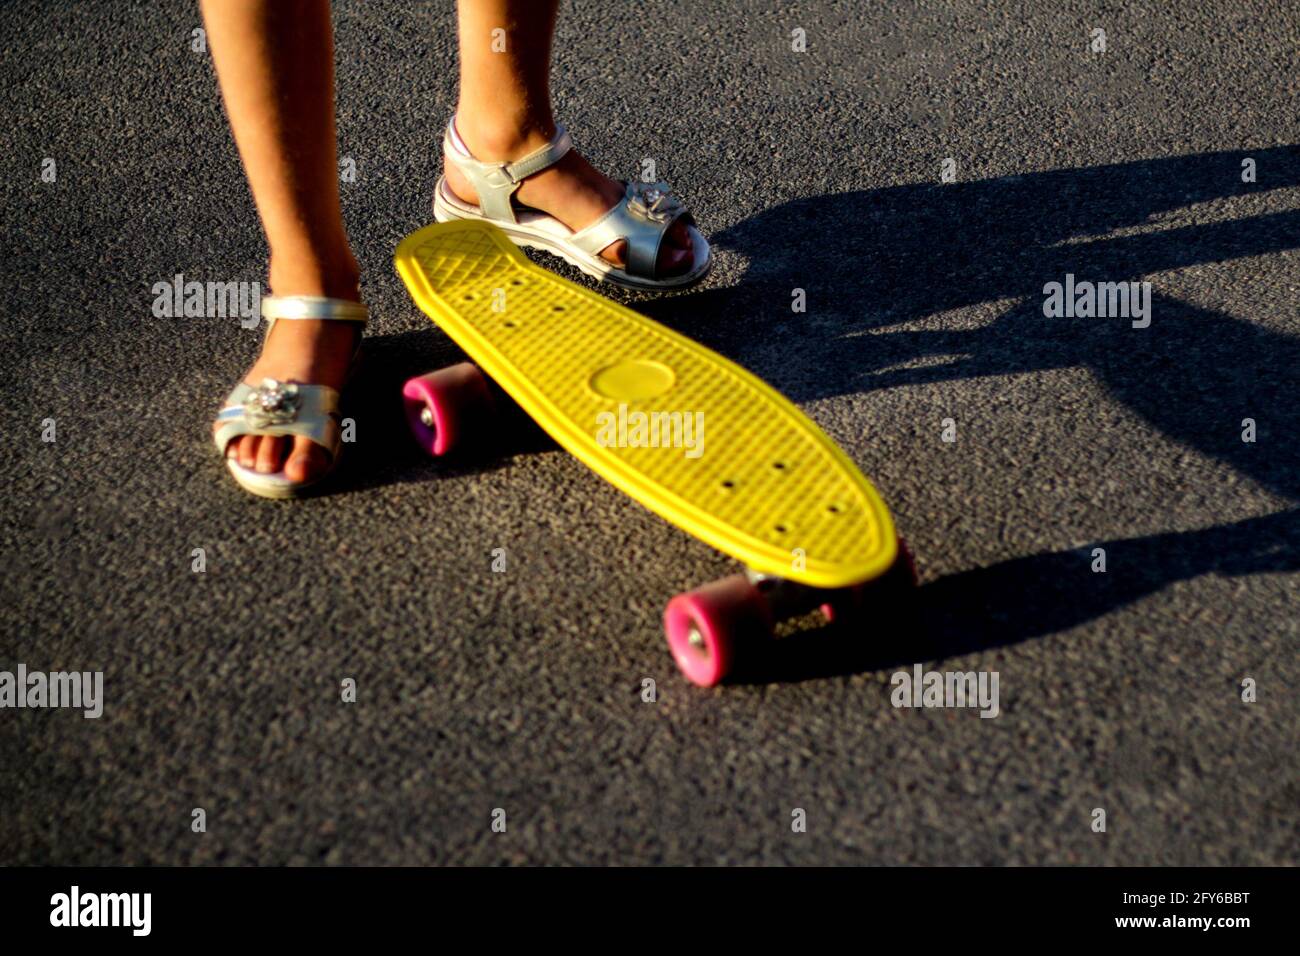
{"left": 0, "top": 0, "right": 1296, "bottom": 864}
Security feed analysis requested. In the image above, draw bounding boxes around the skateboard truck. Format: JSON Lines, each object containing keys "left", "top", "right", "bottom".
{"left": 744, "top": 569, "right": 827, "bottom": 620}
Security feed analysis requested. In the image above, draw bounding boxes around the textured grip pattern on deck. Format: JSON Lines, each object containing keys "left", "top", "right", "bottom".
{"left": 395, "top": 221, "right": 895, "bottom": 587}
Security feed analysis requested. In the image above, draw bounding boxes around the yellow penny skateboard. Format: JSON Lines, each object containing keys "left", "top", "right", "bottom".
{"left": 396, "top": 220, "right": 915, "bottom": 685}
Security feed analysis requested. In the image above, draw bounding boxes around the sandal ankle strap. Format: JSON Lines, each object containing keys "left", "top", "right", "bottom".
{"left": 261, "top": 295, "right": 369, "bottom": 323}
{"left": 443, "top": 117, "right": 573, "bottom": 223}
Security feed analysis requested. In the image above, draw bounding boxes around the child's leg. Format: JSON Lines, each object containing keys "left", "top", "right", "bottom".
{"left": 445, "top": 0, "right": 694, "bottom": 277}
{"left": 202, "top": 0, "right": 361, "bottom": 482}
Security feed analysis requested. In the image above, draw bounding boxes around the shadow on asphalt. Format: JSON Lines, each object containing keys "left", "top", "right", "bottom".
{"left": 730, "top": 507, "right": 1300, "bottom": 685}
{"left": 329, "top": 330, "right": 557, "bottom": 492}
{"left": 654, "top": 145, "right": 1300, "bottom": 683}
{"left": 350, "top": 146, "right": 1300, "bottom": 682}
{"left": 639, "top": 145, "right": 1300, "bottom": 502}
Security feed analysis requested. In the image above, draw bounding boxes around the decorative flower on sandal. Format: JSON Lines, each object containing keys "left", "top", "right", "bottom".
{"left": 243, "top": 378, "right": 301, "bottom": 428}
{"left": 627, "top": 180, "right": 685, "bottom": 224}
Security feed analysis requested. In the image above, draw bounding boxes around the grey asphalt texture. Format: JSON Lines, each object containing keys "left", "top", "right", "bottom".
{"left": 1, "top": 0, "right": 1297, "bottom": 866}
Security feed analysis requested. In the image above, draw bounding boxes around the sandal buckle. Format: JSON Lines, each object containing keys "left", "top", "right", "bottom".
{"left": 480, "top": 164, "right": 518, "bottom": 189}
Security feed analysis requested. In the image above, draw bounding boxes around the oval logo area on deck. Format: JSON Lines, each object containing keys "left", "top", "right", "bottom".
{"left": 588, "top": 359, "right": 676, "bottom": 401}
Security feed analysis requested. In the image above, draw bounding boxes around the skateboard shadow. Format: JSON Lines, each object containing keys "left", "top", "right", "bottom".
{"left": 730, "top": 507, "right": 1300, "bottom": 686}
{"left": 639, "top": 145, "right": 1295, "bottom": 683}
{"left": 328, "top": 330, "right": 558, "bottom": 494}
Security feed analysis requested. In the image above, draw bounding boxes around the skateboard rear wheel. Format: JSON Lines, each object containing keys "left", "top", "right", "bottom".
{"left": 820, "top": 536, "right": 918, "bottom": 623}
{"left": 402, "top": 362, "right": 494, "bottom": 457}
{"left": 663, "top": 574, "right": 773, "bottom": 687}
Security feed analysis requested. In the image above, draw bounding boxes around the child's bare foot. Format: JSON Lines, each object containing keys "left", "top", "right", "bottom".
{"left": 444, "top": 114, "right": 695, "bottom": 278}
{"left": 219, "top": 257, "right": 362, "bottom": 485}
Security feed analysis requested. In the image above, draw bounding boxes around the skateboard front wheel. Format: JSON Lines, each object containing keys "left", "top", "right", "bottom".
{"left": 663, "top": 574, "right": 773, "bottom": 687}
{"left": 820, "top": 537, "right": 919, "bottom": 623}
{"left": 402, "top": 362, "right": 495, "bottom": 456}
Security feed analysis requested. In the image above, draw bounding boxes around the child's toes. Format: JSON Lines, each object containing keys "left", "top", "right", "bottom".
{"left": 237, "top": 435, "right": 258, "bottom": 470}
{"left": 284, "top": 438, "right": 328, "bottom": 484}
{"left": 656, "top": 220, "right": 695, "bottom": 276}
{"left": 255, "top": 435, "right": 286, "bottom": 474}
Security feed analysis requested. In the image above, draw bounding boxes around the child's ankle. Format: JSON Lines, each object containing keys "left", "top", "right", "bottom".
{"left": 453, "top": 106, "right": 557, "bottom": 161}
{"left": 267, "top": 250, "right": 361, "bottom": 301}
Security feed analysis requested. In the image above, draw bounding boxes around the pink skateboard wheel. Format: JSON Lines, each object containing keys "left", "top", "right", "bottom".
{"left": 402, "top": 362, "right": 494, "bottom": 456}
{"left": 663, "top": 574, "right": 773, "bottom": 686}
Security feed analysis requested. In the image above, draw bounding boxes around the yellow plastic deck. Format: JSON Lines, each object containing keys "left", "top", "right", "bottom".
{"left": 395, "top": 220, "right": 896, "bottom": 588}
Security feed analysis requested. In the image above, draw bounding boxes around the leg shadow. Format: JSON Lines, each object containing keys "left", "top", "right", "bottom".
{"left": 641, "top": 146, "right": 1300, "bottom": 500}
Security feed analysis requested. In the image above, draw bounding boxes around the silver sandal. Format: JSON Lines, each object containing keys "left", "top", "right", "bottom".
{"left": 433, "top": 117, "right": 711, "bottom": 291}
{"left": 212, "top": 295, "right": 368, "bottom": 499}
